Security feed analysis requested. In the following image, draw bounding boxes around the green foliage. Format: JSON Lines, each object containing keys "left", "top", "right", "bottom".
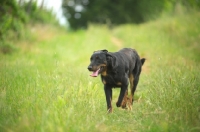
{"left": 0, "top": 0, "right": 27, "bottom": 54}
{"left": 21, "top": 1, "right": 58, "bottom": 24}
{"left": 0, "top": 12, "right": 200, "bottom": 131}
{"left": 0, "top": 0, "right": 59, "bottom": 54}
{"left": 0, "top": 41, "right": 18, "bottom": 54}
{"left": 0, "top": 0, "right": 27, "bottom": 39}
{"left": 62, "top": 0, "right": 167, "bottom": 29}
{"left": 62, "top": 0, "right": 200, "bottom": 29}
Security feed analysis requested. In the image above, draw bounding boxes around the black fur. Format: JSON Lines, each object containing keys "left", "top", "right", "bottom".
{"left": 88, "top": 48, "right": 145, "bottom": 113}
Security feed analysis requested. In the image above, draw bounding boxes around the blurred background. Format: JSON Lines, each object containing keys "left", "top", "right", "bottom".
{"left": 1, "top": 0, "right": 200, "bottom": 33}
{"left": 1, "top": 0, "right": 200, "bottom": 54}
{"left": 62, "top": 0, "right": 200, "bottom": 29}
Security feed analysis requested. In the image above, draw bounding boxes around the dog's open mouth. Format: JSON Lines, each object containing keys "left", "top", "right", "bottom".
{"left": 90, "top": 66, "right": 104, "bottom": 77}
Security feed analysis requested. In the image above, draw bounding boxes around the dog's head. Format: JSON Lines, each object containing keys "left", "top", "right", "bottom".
{"left": 88, "top": 49, "right": 116, "bottom": 77}
{"left": 87, "top": 50, "right": 108, "bottom": 77}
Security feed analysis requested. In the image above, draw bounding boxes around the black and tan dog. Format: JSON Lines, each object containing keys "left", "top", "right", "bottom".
{"left": 88, "top": 48, "right": 145, "bottom": 113}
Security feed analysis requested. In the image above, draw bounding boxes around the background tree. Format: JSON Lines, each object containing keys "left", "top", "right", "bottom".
{"left": 0, "top": 0, "right": 59, "bottom": 54}
{"left": 62, "top": 0, "right": 200, "bottom": 29}
{"left": 0, "top": 0, "right": 26, "bottom": 40}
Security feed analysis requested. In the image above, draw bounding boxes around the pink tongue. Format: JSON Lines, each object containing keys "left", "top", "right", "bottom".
{"left": 90, "top": 68, "right": 100, "bottom": 77}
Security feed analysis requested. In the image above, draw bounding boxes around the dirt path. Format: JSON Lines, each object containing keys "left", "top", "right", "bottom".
{"left": 111, "top": 36, "right": 123, "bottom": 49}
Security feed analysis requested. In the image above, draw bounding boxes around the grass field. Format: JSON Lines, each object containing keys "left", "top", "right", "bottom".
{"left": 0, "top": 13, "right": 200, "bottom": 132}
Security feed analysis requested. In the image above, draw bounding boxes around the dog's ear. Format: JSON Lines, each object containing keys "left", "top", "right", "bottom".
{"left": 101, "top": 49, "right": 108, "bottom": 53}
{"left": 106, "top": 53, "right": 118, "bottom": 69}
{"left": 93, "top": 49, "right": 108, "bottom": 54}
{"left": 93, "top": 50, "right": 97, "bottom": 53}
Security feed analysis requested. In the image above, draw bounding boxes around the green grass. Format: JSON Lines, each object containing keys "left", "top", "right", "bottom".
{"left": 0, "top": 13, "right": 200, "bottom": 132}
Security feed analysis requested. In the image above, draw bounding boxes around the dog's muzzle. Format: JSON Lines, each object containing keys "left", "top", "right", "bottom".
{"left": 87, "top": 65, "right": 93, "bottom": 71}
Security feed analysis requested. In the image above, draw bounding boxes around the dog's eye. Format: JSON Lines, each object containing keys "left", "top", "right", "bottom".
{"left": 96, "top": 56, "right": 99, "bottom": 59}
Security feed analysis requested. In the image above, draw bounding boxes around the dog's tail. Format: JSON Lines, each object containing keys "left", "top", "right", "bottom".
{"left": 141, "top": 58, "right": 145, "bottom": 66}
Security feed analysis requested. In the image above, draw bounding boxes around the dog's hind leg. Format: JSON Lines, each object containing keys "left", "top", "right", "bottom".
{"left": 130, "top": 68, "right": 142, "bottom": 105}
{"left": 116, "top": 85, "right": 128, "bottom": 108}
{"left": 130, "top": 76, "right": 139, "bottom": 104}
{"left": 130, "top": 58, "right": 143, "bottom": 104}
{"left": 121, "top": 89, "right": 128, "bottom": 109}
{"left": 129, "top": 74, "right": 135, "bottom": 106}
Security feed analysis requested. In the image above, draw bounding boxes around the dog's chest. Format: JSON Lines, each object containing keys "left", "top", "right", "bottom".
{"left": 101, "top": 72, "right": 123, "bottom": 86}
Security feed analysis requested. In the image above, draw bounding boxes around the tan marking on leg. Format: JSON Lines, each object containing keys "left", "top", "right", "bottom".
{"left": 129, "top": 74, "right": 134, "bottom": 105}
{"left": 121, "top": 90, "right": 128, "bottom": 109}
{"left": 107, "top": 97, "right": 113, "bottom": 113}
{"left": 127, "top": 98, "right": 132, "bottom": 111}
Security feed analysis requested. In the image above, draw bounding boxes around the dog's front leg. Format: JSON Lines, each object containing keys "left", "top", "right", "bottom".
{"left": 116, "top": 85, "right": 128, "bottom": 107}
{"left": 104, "top": 85, "right": 112, "bottom": 113}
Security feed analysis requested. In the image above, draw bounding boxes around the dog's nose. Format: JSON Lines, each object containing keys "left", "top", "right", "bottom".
{"left": 88, "top": 66, "right": 92, "bottom": 71}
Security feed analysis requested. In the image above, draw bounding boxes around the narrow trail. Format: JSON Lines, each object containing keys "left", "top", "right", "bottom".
{"left": 110, "top": 36, "right": 123, "bottom": 49}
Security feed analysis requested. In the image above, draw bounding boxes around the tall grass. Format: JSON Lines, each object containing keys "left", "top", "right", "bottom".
{"left": 0, "top": 13, "right": 200, "bottom": 131}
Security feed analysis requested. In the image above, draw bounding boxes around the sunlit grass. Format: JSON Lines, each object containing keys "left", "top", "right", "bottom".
{"left": 0, "top": 12, "right": 200, "bottom": 132}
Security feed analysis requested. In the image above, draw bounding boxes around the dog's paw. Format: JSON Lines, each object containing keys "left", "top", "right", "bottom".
{"left": 107, "top": 108, "right": 113, "bottom": 113}
{"left": 116, "top": 102, "right": 121, "bottom": 107}
{"left": 121, "top": 104, "right": 127, "bottom": 109}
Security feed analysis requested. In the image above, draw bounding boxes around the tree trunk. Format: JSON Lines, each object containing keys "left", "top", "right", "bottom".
{"left": 40, "top": 0, "right": 45, "bottom": 10}
{"left": 27, "top": 0, "right": 33, "bottom": 14}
